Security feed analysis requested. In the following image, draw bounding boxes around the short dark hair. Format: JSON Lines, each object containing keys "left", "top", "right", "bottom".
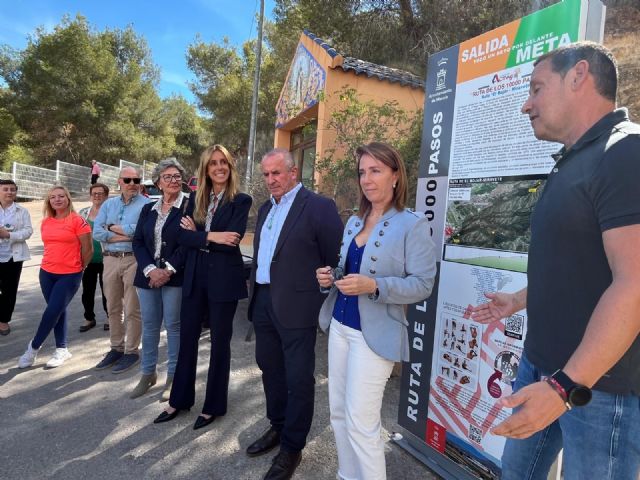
{"left": 355, "top": 142, "right": 407, "bottom": 218}
{"left": 89, "top": 182, "right": 109, "bottom": 196}
{"left": 534, "top": 41, "right": 617, "bottom": 102}
{"left": 0, "top": 179, "right": 17, "bottom": 191}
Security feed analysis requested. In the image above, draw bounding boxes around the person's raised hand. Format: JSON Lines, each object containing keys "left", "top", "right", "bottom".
{"left": 471, "top": 292, "right": 518, "bottom": 324}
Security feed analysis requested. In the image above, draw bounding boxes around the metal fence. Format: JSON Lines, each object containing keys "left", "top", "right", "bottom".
{"left": 57, "top": 161, "right": 91, "bottom": 197}
{"left": 13, "top": 163, "right": 57, "bottom": 200}
{"left": 97, "top": 162, "right": 121, "bottom": 192}
{"left": 142, "top": 160, "right": 157, "bottom": 182}
{"left": 5, "top": 160, "right": 148, "bottom": 200}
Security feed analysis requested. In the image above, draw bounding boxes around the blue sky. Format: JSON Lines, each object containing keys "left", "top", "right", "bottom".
{"left": 0, "top": 0, "right": 276, "bottom": 103}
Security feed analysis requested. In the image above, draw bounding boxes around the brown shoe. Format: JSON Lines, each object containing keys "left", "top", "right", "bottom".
{"left": 130, "top": 373, "right": 157, "bottom": 399}
{"left": 79, "top": 320, "right": 96, "bottom": 332}
{"left": 0, "top": 322, "right": 10, "bottom": 336}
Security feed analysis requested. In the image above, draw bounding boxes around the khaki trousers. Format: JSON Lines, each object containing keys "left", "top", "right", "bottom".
{"left": 102, "top": 255, "right": 141, "bottom": 354}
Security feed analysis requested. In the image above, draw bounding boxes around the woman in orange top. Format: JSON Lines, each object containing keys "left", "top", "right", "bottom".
{"left": 18, "top": 186, "right": 93, "bottom": 369}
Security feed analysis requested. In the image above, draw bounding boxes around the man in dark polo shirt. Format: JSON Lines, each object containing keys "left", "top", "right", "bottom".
{"left": 472, "top": 42, "right": 640, "bottom": 479}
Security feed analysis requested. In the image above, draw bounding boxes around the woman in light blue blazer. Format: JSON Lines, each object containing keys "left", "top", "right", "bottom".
{"left": 317, "top": 142, "right": 437, "bottom": 480}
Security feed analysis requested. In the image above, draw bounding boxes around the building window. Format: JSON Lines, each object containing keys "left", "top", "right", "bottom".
{"left": 291, "top": 122, "right": 317, "bottom": 189}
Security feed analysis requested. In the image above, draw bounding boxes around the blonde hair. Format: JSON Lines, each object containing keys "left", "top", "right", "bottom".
{"left": 193, "top": 144, "right": 240, "bottom": 224}
{"left": 43, "top": 185, "right": 75, "bottom": 218}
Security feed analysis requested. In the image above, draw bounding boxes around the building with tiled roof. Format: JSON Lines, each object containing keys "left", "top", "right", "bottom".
{"left": 274, "top": 30, "right": 425, "bottom": 195}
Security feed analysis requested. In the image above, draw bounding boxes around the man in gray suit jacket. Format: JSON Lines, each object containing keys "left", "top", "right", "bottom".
{"left": 246, "top": 149, "right": 343, "bottom": 480}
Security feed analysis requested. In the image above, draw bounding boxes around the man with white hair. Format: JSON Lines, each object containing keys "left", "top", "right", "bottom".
{"left": 93, "top": 166, "right": 149, "bottom": 373}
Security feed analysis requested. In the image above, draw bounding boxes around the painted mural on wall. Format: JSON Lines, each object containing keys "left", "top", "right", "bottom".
{"left": 276, "top": 43, "right": 326, "bottom": 127}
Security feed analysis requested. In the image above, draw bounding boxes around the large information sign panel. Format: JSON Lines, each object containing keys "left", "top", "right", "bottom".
{"left": 397, "top": 1, "right": 598, "bottom": 478}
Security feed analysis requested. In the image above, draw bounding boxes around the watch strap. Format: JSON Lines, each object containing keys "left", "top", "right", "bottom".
{"left": 545, "top": 376, "right": 571, "bottom": 411}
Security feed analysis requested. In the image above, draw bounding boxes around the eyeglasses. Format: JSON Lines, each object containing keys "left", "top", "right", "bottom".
{"left": 91, "top": 192, "right": 106, "bottom": 197}
{"left": 121, "top": 177, "right": 141, "bottom": 184}
{"left": 160, "top": 174, "right": 182, "bottom": 183}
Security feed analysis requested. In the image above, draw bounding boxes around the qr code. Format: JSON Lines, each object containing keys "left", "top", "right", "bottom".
{"left": 468, "top": 424, "right": 482, "bottom": 444}
{"left": 505, "top": 314, "right": 524, "bottom": 340}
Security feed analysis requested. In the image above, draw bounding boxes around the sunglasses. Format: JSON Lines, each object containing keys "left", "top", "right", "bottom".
{"left": 121, "top": 177, "right": 141, "bottom": 184}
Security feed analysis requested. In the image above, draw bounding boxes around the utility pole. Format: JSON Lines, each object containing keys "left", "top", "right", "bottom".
{"left": 245, "top": 0, "right": 265, "bottom": 193}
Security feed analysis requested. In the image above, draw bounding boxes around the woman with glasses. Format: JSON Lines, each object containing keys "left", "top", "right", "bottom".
{"left": 154, "top": 145, "right": 251, "bottom": 431}
{"left": 19, "top": 186, "right": 93, "bottom": 369}
{"left": 78, "top": 183, "right": 110, "bottom": 332}
{"left": 0, "top": 179, "right": 33, "bottom": 336}
{"left": 131, "top": 158, "right": 189, "bottom": 400}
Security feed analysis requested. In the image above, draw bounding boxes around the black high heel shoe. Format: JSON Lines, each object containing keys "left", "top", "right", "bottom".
{"left": 153, "top": 408, "right": 188, "bottom": 424}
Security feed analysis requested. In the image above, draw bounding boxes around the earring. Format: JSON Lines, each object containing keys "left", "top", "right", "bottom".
{"left": 393, "top": 182, "right": 397, "bottom": 189}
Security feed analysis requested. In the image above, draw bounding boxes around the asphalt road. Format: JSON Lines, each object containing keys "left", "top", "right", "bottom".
{"left": 0, "top": 199, "right": 440, "bottom": 480}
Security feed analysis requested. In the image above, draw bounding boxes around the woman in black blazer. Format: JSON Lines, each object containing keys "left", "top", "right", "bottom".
{"left": 131, "top": 158, "right": 188, "bottom": 400}
{"left": 154, "top": 144, "right": 252, "bottom": 430}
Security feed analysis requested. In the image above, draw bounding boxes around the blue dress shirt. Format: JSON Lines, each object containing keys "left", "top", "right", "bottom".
{"left": 93, "top": 193, "right": 150, "bottom": 252}
{"left": 256, "top": 182, "right": 303, "bottom": 284}
{"left": 332, "top": 238, "right": 364, "bottom": 331}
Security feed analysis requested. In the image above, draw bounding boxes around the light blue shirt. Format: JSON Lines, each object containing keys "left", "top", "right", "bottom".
{"left": 256, "top": 182, "right": 303, "bottom": 284}
{"left": 93, "top": 193, "right": 149, "bottom": 252}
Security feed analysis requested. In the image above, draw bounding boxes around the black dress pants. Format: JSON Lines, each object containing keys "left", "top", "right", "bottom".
{"left": 0, "top": 258, "right": 23, "bottom": 323}
{"left": 81, "top": 262, "right": 107, "bottom": 321}
{"left": 252, "top": 284, "right": 317, "bottom": 453}
{"left": 170, "top": 272, "right": 237, "bottom": 416}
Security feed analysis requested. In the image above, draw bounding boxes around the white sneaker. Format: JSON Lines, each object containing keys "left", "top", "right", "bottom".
{"left": 18, "top": 341, "right": 40, "bottom": 368}
{"left": 46, "top": 348, "right": 72, "bottom": 368}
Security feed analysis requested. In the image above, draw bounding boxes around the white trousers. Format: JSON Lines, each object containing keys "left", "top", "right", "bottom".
{"left": 328, "top": 319, "right": 394, "bottom": 480}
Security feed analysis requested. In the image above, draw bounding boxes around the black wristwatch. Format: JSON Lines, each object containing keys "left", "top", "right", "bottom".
{"left": 547, "top": 369, "right": 592, "bottom": 409}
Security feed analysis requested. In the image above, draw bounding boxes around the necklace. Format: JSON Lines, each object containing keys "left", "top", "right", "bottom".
{"left": 266, "top": 210, "right": 275, "bottom": 229}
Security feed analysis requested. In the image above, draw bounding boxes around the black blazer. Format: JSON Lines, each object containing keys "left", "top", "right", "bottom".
{"left": 248, "top": 187, "right": 343, "bottom": 329}
{"left": 133, "top": 198, "right": 188, "bottom": 289}
{"left": 178, "top": 191, "right": 252, "bottom": 301}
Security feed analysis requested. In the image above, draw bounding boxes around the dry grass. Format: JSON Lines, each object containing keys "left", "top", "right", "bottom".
{"left": 605, "top": 5, "right": 640, "bottom": 120}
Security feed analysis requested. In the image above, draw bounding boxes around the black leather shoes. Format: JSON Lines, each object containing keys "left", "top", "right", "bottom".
{"left": 246, "top": 427, "right": 281, "bottom": 457}
{"left": 263, "top": 451, "right": 301, "bottom": 480}
{"left": 193, "top": 414, "right": 216, "bottom": 430}
{"left": 153, "top": 408, "right": 185, "bottom": 424}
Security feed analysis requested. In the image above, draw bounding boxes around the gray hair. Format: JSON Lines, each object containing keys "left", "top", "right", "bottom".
{"left": 262, "top": 148, "right": 295, "bottom": 170}
{"left": 151, "top": 157, "right": 187, "bottom": 185}
{"left": 119, "top": 166, "right": 142, "bottom": 177}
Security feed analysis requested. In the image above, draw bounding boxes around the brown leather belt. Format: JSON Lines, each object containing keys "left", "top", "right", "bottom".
{"left": 103, "top": 251, "right": 134, "bottom": 257}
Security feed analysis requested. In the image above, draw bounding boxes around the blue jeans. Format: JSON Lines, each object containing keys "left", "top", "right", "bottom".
{"left": 502, "top": 353, "right": 640, "bottom": 480}
{"left": 136, "top": 286, "right": 182, "bottom": 376}
{"left": 32, "top": 270, "right": 83, "bottom": 349}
